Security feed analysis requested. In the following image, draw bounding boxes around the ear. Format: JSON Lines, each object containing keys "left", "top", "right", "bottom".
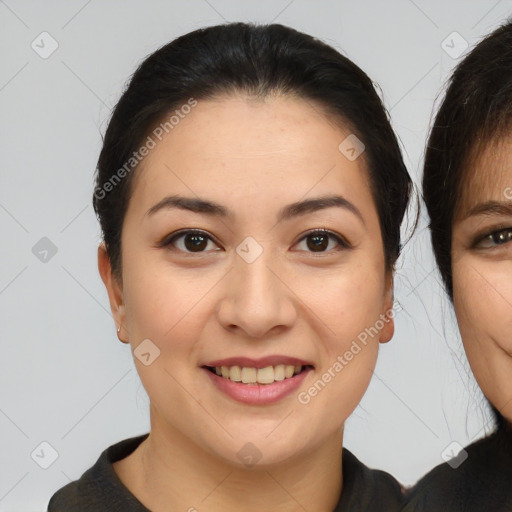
{"left": 379, "top": 272, "right": 395, "bottom": 344}
{"left": 98, "top": 242, "right": 128, "bottom": 342}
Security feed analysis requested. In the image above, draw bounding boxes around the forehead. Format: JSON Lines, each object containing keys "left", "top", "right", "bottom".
{"left": 129, "top": 94, "right": 374, "bottom": 213}
{"left": 144, "top": 94, "right": 354, "bottom": 165}
{"left": 457, "top": 136, "right": 512, "bottom": 216}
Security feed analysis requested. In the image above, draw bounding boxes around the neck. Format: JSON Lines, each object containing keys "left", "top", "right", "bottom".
{"left": 115, "top": 411, "right": 344, "bottom": 511}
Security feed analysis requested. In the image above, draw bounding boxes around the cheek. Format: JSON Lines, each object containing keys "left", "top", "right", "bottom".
{"left": 121, "top": 259, "right": 216, "bottom": 410}
{"left": 122, "top": 246, "right": 224, "bottom": 342}
{"left": 314, "top": 264, "right": 386, "bottom": 337}
{"left": 298, "top": 262, "right": 386, "bottom": 390}
{"left": 453, "top": 261, "right": 512, "bottom": 355}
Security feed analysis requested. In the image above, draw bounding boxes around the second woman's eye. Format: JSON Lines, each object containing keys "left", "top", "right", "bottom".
{"left": 475, "top": 228, "right": 512, "bottom": 249}
{"left": 294, "top": 229, "right": 349, "bottom": 253}
{"left": 164, "top": 230, "right": 221, "bottom": 253}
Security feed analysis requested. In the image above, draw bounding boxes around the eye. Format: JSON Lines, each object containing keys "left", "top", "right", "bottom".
{"left": 162, "top": 229, "right": 221, "bottom": 253}
{"left": 294, "top": 229, "right": 350, "bottom": 253}
{"left": 475, "top": 228, "right": 512, "bottom": 249}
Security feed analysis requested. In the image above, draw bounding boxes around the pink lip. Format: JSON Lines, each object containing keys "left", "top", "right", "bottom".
{"left": 203, "top": 355, "right": 313, "bottom": 369}
{"left": 202, "top": 366, "right": 313, "bottom": 405}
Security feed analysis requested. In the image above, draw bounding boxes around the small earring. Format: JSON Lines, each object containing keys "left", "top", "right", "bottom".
{"left": 117, "top": 325, "right": 121, "bottom": 333}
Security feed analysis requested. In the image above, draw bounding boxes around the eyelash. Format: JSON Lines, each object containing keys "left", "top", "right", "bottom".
{"left": 473, "top": 227, "right": 512, "bottom": 249}
{"left": 160, "top": 228, "right": 350, "bottom": 254}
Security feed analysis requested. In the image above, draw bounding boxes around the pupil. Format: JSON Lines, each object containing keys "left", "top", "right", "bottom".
{"left": 307, "top": 234, "right": 328, "bottom": 251}
{"left": 185, "top": 234, "right": 207, "bottom": 252}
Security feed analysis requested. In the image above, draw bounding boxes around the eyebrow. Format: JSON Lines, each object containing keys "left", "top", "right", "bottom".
{"left": 146, "top": 195, "right": 229, "bottom": 217}
{"left": 145, "top": 194, "right": 365, "bottom": 224}
{"left": 463, "top": 200, "right": 512, "bottom": 219}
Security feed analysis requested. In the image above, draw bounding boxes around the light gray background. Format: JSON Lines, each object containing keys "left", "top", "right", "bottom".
{"left": 1, "top": 1, "right": 511, "bottom": 510}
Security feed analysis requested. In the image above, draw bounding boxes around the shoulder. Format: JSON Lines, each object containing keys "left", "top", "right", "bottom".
{"left": 403, "top": 427, "right": 512, "bottom": 511}
{"left": 47, "top": 434, "right": 149, "bottom": 512}
{"left": 334, "top": 448, "right": 404, "bottom": 511}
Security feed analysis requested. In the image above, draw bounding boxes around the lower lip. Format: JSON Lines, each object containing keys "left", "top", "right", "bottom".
{"left": 203, "top": 367, "right": 313, "bottom": 405}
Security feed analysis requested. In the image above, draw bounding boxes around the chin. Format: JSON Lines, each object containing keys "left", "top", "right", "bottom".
{"left": 205, "top": 432, "right": 309, "bottom": 469}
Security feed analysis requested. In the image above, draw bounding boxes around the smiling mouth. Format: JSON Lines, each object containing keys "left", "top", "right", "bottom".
{"left": 203, "top": 364, "right": 314, "bottom": 385}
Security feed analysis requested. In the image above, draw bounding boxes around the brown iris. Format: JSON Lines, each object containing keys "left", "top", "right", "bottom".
{"left": 184, "top": 233, "right": 208, "bottom": 252}
{"left": 307, "top": 233, "right": 329, "bottom": 252}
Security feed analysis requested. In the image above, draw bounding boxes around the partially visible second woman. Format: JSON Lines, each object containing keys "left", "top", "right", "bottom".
{"left": 404, "top": 21, "right": 512, "bottom": 512}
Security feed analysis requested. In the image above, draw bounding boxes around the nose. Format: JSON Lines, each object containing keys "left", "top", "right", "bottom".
{"left": 216, "top": 252, "right": 298, "bottom": 339}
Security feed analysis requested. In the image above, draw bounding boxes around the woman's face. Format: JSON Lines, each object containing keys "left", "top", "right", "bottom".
{"left": 100, "top": 95, "right": 394, "bottom": 466}
{"left": 452, "top": 136, "right": 512, "bottom": 423}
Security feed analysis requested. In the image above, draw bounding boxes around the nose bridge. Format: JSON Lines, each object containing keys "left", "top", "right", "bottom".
{"left": 217, "top": 243, "right": 297, "bottom": 337}
{"left": 236, "top": 249, "right": 277, "bottom": 303}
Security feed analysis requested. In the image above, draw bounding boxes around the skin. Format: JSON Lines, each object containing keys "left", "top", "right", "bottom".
{"left": 98, "top": 94, "right": 394, "bottom": 511}
{"left": 452, "top": 136, "right": 512, "bottom": 424}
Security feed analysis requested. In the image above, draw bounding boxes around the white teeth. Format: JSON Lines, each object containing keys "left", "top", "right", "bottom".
{"left": 212, "top": 364, "right": 305, "bottom": 384}
{"left": 257, "top": 366, "right": 275, "bottom": 384}
{"left": 274, "top": 364, "right": 285, "bottom": 381}
{"left": 241, "top": 367, "right": 257, "bottom": 384}
{"left": 230, "top": 365, "right": 242, "bottom": 382}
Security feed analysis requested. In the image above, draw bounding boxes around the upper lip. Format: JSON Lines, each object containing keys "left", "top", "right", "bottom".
{"left": 203, "top": 356, "right": 314, "bottom": 369}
